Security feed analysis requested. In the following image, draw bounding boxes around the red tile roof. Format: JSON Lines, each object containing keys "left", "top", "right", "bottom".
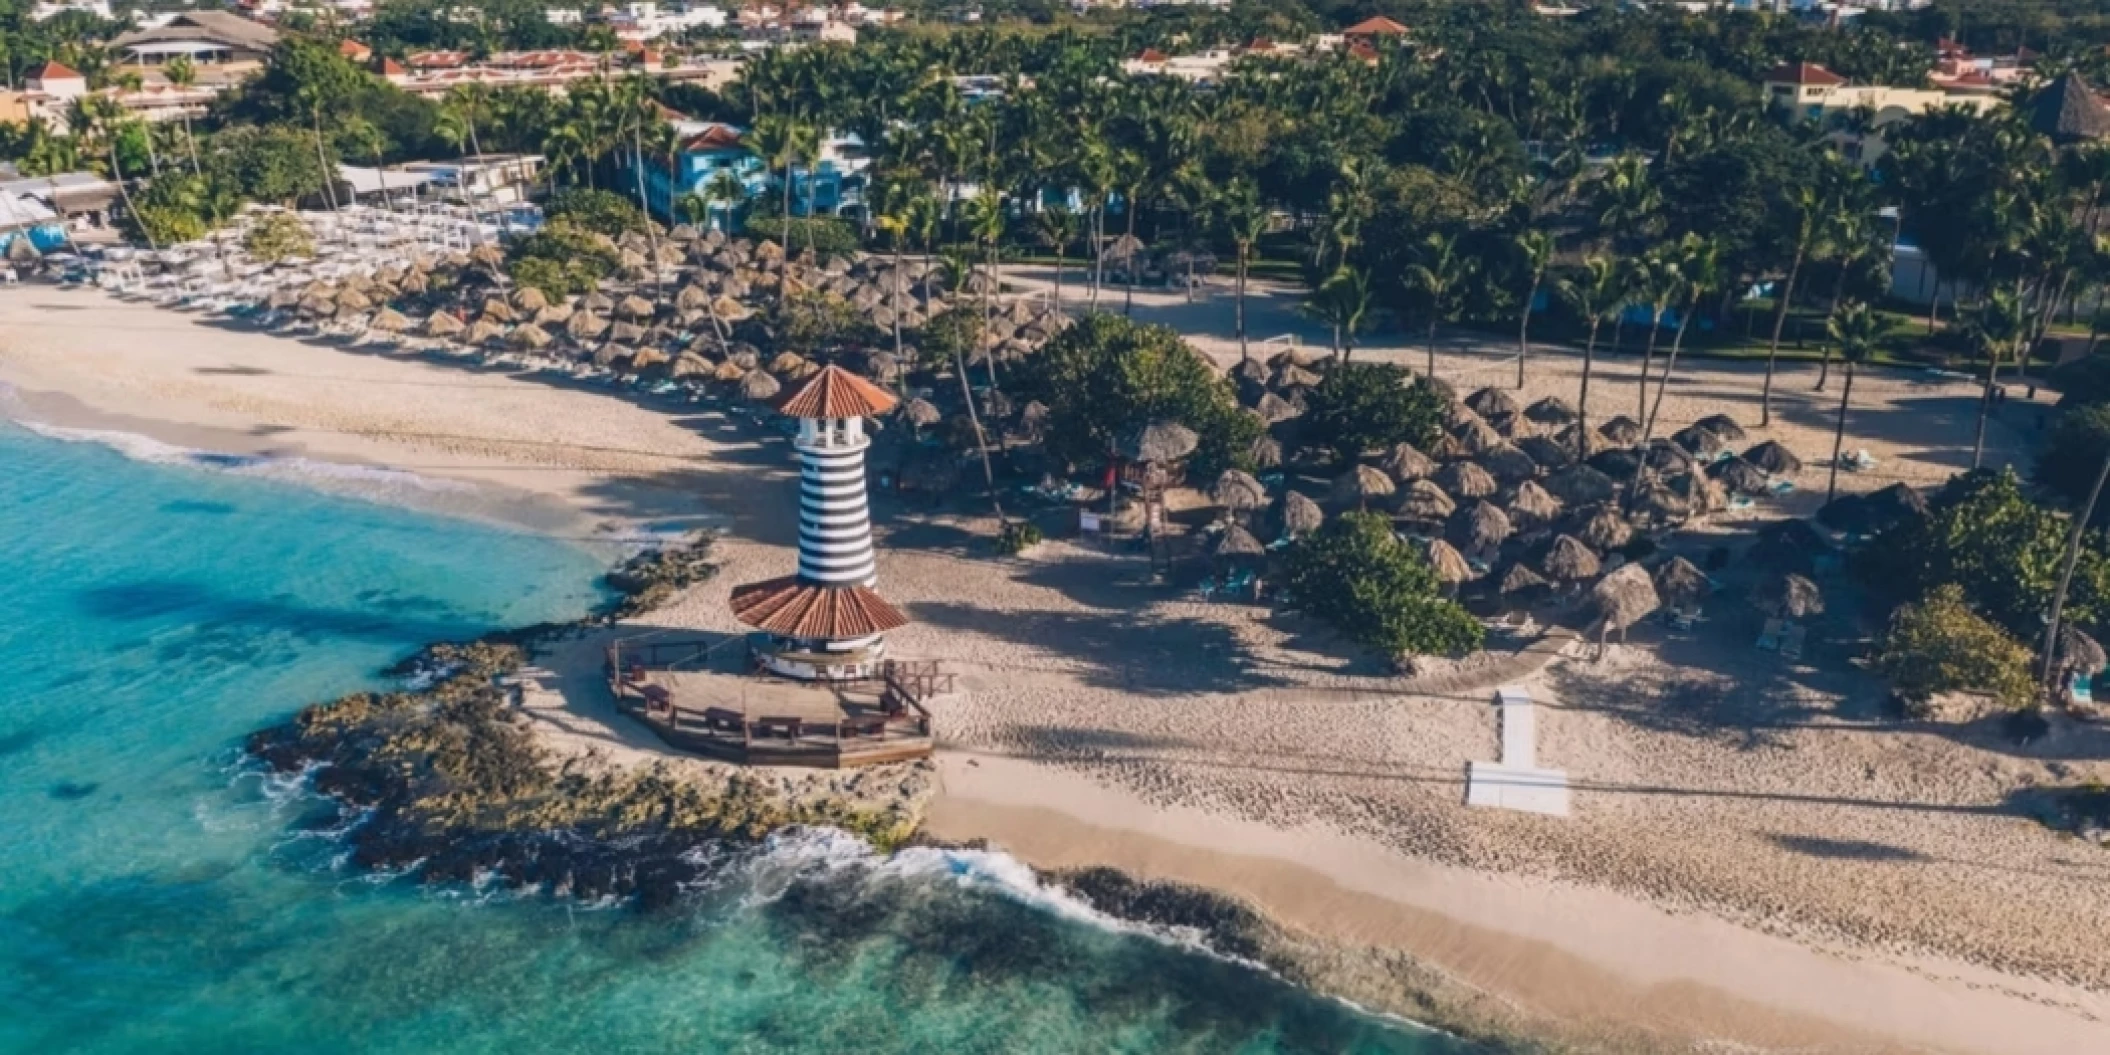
{"left": 339, "top": 39, "right": 370, "bottom": 59}
{"left": 377, "top": 57, "right": 406, "bottom": 76}
{"left": 1344, "top": 15, "right": 1409, "bottom": 36}
{"left": 28, "top": 60, "right": 82, "bottom": 81}
{"left": 730, "top": 578, "right": 909, "bottom": 639}
{"left": 683, "top": 124, "right": 745, "bottom": 152}
{"left": 775, "top": 364, "right": 899, "bottom": 419}
{"left": 1346, "top": 40, "right": 1379, "bottom": 64}
{"left": 1765, "top": 62, "right": 1846, "bottom": 86}
{"left": 1137, "top": 48, "right": 1169, "bottom": 63}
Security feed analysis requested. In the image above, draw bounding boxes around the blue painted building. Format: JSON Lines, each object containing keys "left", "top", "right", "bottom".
{"left": 634, "top": 123, "right": 871, "bottom": 231}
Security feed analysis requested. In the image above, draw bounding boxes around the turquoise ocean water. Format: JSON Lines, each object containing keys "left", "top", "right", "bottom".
{"left": 0, "top": 420, "right": 1468, "bottom": 1054}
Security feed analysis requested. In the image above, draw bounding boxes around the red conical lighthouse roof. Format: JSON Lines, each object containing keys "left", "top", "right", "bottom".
{"left": 775, "top": 364, "right": 899, "bottom": 419}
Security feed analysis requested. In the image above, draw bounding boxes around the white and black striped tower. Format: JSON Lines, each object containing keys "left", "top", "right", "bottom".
{"left": 730, "top": 366, "right": 909, "bottom": 681}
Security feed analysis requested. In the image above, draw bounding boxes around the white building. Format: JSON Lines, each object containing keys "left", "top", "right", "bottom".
{"left": 29, "top": 0, "right": 114, "bottom": 20}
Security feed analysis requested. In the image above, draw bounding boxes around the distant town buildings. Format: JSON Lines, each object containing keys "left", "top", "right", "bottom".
{"left": 1762, "top": 61, "right": 2004, "bottom": 164}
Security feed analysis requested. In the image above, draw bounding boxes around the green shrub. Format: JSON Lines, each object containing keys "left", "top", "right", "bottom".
{"left": 1874, "top": 584, "right": 2036, "bottom": 708}
{"left": 546, "top": 188, "right": 645, "bottom": 237}
{"left": 997, "top": 520, "right": 1043, "bottom": 554}
{"left": 1280, "top": 511, "right": 1483, "bottom": 661}
{"left": 742, "top": 216, "right": 860, "bottom": 257}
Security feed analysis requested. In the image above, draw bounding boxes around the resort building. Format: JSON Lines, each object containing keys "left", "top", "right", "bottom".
{"left": 109, "top": 11, "right": 281, "bottom": 70}
{"left": 633, "top": 124, "right": 869, "bottom": 227}
{"left": 0, "top": 170, "right": 120, "bottom": 255}
{"left": 1761, "top": 62, "right": 2003, "bottom": 166}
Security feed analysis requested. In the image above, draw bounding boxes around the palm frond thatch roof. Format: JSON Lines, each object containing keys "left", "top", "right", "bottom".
{"left": 1380, "top": 442, "right": 1437, "bottom": 482}
{"left": 739, "top": 368, "right": 783, "bottom": 401}
{"left": 509, "top": 323, "right": 552, "bottom": 349}
{"left": 1541, "top": 534, "right": 1602, "bottom": 581}
{"left": 1480, "top": 443, "right": 1539, "bottom": 484}
{"left": 1247, "top": 433, "right": 1284, "bottom": 469}
{"left": 1592, "top": 562, "right": 1661, "bottom": 632}
{"left": 1744, "top": 440, "right": 1802, "bottom": 474}
{"left": 1334, "top": 463, "right": 1397, "bottom": 504}
{"left": 1212, "top": 469, "right": 1269, "bottom": 512}
{"left": 1708, "top": 455, "right": 1771, "bottom": 496}
{"left": 1671, "top": 424, "right": 1727, "bottom": 458}
{"left": 1577, "top": 507, "right": 1634, "bottom": 551}
{"left": 511, "top": 285, "right": 549, "bottom": 311}
{"left": 1425, "top": 538, "right": 1475, "bottom": 585}
{"left": 1508, "top": 479, "right": 1564, "bottom": 524}
{"left": 1278, "top": 490, "right": 1324, "bottom": 537}
{"left": 1464, "top": 387, "right": 1521, "bottom": 420}
{"left": 1525, "top": 396, "right": 1577, "bottom": 424}
{"left": 2057, "top": 624, "right": 2108, "bottom": 673}
{"left": 1546, "top": 464, "right": 1617, "bottom": 505}
{"left": 1516, "top": 433, "right": 1575, "bottom": 471}
{"left": 900, "top": 397, "right": 943, "bottom": 427}
{"left": 1215, "top": 524, "right": 1267, "bottom": 559}
{"left": 1597, "top": 415, "right": 1643, "bottom": 446}
{"left": 1654, "top": 556, "right": 1712, "bottom": 605}
{"left": 1501, "top": 562, "right": 1550, "bottom": 595}
{"left": 1693, "top": 413, "right": 1746, "bottom": 443}
{"left": 422, "top": 310, "right": 465, "bottom": 337}
{"left": 1119, "top": 421, "right": 1199, "bottom": 463}
{"left": 1456, "top": 500, "right": 1514, "bottom": 549}
{"left": 368, "top": 307, "right": 412, "bottom": 333}
{"left": 1435, "top": 460, "right": 1499, "bottom": 499}
{"left": 1749, "top": 571, "right": 1824, "bottom": 619}
{"left": 1396, "top": 478, "right": 1455, "bottom": 520}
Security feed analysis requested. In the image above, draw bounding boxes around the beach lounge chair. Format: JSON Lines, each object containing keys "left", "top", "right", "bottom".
{"left": 1756, "top": 618, "right": 1785, "bottom": 651}
{"left": 1670, "top": 606, "right": 1701, "bottom": 631}
{"left": 2073, "top": 672, "right": 2094, "bottom": 706}
{"left": 1780, "top": 625, "right": 1807, "bottom": 660}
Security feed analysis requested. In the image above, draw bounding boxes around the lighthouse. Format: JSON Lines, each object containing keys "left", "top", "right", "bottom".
{"left": 729, "top": 365, "right": 908, "bottom": 681}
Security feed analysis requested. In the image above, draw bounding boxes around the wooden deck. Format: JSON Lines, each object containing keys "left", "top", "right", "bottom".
{"left": 604, "top": 635, "right": 952, "bottom": 768}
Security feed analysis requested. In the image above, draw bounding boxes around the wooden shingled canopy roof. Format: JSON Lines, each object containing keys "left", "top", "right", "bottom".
{"left": 729, "top": 577, "right": 911, "bottom": 639}
{"left": 775, "top": 364, "right": 900, "bottom": 419}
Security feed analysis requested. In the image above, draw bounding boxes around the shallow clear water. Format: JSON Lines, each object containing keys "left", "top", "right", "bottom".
{"left": 0, "top": 423, "right": 1466, "bottom": 1054}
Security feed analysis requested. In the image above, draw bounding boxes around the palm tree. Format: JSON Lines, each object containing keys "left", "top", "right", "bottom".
{"left": 1630, "top": 246, "right": 1682, "bottom": 424}
{"left": 1213, "top": 177, "right": 1268, "bottom": 363}
{"left": 1557, "top": 255, "right": 1628, "bottom": 458}
{"left": 340, "top": 116, "right": 391, "bottom": 212}
{"left": 1512, "top": 227, "right": 1554, "bottom": 389}
{"left": 1308, "top": 265, "right": 1372, "bottom": 359}
{"left": 1640, "top": 235, "right": 1722, "bottom": 454}
{"left": 1031, "top": 203, "right": 1079, "bottom": 311}
{"left": 1405, "top": 230, "right": 1469, "bottom": 379}
{"left": 78, "top": 96, "right": 155, "bottom": 251}
{"left": 701, "top": 168, "right": 745, "bottom": 232}
{"left": 1825, "top": 301, "right": 1882, "bottom": 502}
{"left": 1966, "top": 287, "right": 2026, "bottom": 469}
{"left": 161, "top": 54, "right": 202, "bottom": 177}
{"left": 746, "top": 114, "right": 814, "bottom": 307}
{"left": 871, "top": 182, "right": 926, "bottom": 391}
{"left": 968, "top": 184, "right": 1007, "bottom": 387}
{"left": 1761, "top": 183, "right": 1824, "bottom": 428}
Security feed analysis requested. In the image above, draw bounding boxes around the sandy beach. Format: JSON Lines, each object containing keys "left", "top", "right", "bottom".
{"left": 8, "top": 283, "right": 2110, "bottom": 1053}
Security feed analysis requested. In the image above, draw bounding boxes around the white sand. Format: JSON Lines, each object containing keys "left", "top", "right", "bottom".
{"left": 6, "top": 284, "right": 2108, "bottom": 1053}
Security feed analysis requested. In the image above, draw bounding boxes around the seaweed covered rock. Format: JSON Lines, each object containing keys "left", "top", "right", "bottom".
{"left": 246, "top": 628, "right": 932, "bottom": 910}
{"left": 604, "top": 533, "right": 720, "bottom": 618}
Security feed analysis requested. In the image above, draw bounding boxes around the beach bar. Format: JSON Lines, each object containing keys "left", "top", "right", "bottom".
{"left": 608, "top": 364, "right": 943, "bottom": 766}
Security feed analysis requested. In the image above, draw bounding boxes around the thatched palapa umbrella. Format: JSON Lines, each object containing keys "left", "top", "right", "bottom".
{"left": 1541, "top": 534, "right": 1602, "bottom": 583}
{"left": 900, "top": 397, "right": 942, "bottom": 429}
{"left": 1277, "top": 490, "right": 1324, "bottom": 538}
{"left": 1435, "top": 461, "right": 1498, "bottom": 499}
{"left": 1396, "top": 478, "right": 1455, "bottom": 521}
{"left": 1246, "top": 434, "right": 1284, "bottom": 470}
{"left": 464, "top": 318, "right": 507, "bottom": 346}
{"left": 617, "top": 294, "right": 655, "bottom": 320}
{"left": 1709, "top": 455, "right": 1771, "bottom": 496}
{"left": 1455, "top": 501, "right": 1513, "bottom": 554}
{"left": 1333, "top": 464, "right": 1397, "bottom": 508}
{"left": 1381, "top": 442, "right": 1437, "bottom": 482}
{"left": 480, "top": 296, "right": 517, "bottom": 322}
{"left": 368, "top": 307, "right": 412, "bottom": 333}
{"left": 1749, "top": 571, "right": 1824, "bottom": 619}
{"left": 2055, "top": 625, "right": 2108, "bottom": 682}
{"left": 1509, "top": 480, "right": 1563, "bottom": 526}
{"left": 1501, "top": 562, "right": 1551, "bottom": 598}
{"left": 1465, "top": 387, "right": 1521, "bottom": 421}
{"left": 512, "top": 285, "right": 550, "bottom": 312}
{"left": 1453, "top": 418, "right": 1505, "bottom": 456}
{"left": 1654, "top": 556, "right": 1712, "bottom": 607}
{"left": 423, "top": 310, "right": 466, "bottom": 338}
{"left": 1744, "top": 440, "right": 1802, "bottom": 475}
{"left": 1577, "top": 507, "right": 1634, "bottom": 551}
{"left": 1546, "top": 464, "right": 1617, "bottom": 505}
{"left": 1254, "top": 391, "right": 1301, "bottom": 424}
{"left": 1591, "top": 562, "right": 1660, "bottom": 643}
{"left": 1525, "top": 396, "right": 1577, "bottom": 425}
{"left": 739, "top": 368, "right": 781, "bottom": 401}
{"left": 1119, "top": 421, "right": 1199, "bottom": 465}
{"left": 1215, "top": 524, "right": 1267, "bottom": 563}
{"left": 1425, "top": 538, "right": 1475, "bottom": 588}
{"left": 1598, "top": 415, "right": 1643, "bottom": 446}
{"left": 1479, "top": 443, "right": 1539, "bottom": 484}
{"left": 509, "top": 323, "right": 552, "bottom": 350}
{"left": 1672, "top": 424, "right": 1727, "bottom": 458}
{"left": 1213, "top": 469, "right": 1268, "bottom": 515}
{"left": 1694, "top": 413, "right": 1746, "bottom": 443}
{"left": 567, "top": 312, "right": 610, "bottom": 340}
{"left": 712, "top": 359, "right": 748, "bottom": 383}
{"left": 1517, "top": 434, "right": 1575, "bottom": 471}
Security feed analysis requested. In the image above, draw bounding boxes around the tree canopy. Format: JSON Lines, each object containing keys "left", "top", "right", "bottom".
{"left": 1301, "top": 361, "right": 1446, "bottom": 459}
{"left": 1012, "top": 313, "right": 1257, "bottom": 477}
{"left": 1279, "top": 511, "right": 1484, "bottom": 662}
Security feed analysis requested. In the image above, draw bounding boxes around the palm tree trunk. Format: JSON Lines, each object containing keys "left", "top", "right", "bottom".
{"left": 1827, "top": 363, "right": 1856, "bottom": 502}
{"left": 1122, "top": 193, "right": 1138, "bottom": 317}
{"left": 1972, "top": 345, "right": 2004, "bottom": 469}
{"left": 312, "top": 107, "right": 338, "bottom": 211}
{"left": 1816, "top": 263, "right": 1848, "bottom": 392}
{"left": 374, "top": 148, "right": 393, "bottom": 213}
{"left": 891, "top": 242, "right": 906, "bottom": 396}
{"left": 1089, "top": 204, "right": 1103, "bottom": 308}
{"left": 2039, "top": 443, "right": 2110, "bottom": 700}
{"left": 1051, "top": 246, "right": 1063, "bottom": 310}
{"left": 952, "top": 350, "right": 1006, "bottom": 528}
{"left": 630, "top": 128, "right": 662, "bottom": 300}
{"left": 1235, "top": 243, "right": 1249, "bottom": 361}
{"left": 1638, "top": 308, "right": 1664, "bottom": 423}
{"left": 984, "top": 239, "right": 1002, "bottom": 390}
{"left": 1577, "top": 320, "right": 1600, "bottom": 460}
{"left": 1517, "top": 271, "right": 1540, "bottom": 389}
{"left": 1762, "top": 248, "right": 1805, "bottom": 428}
{"left": 181, "top": 113, "right": 200, "bottom": 177}
{"left": 1426, "top": 319, "right": 1438, "bottom": 378}
{"left": 1642, "top": 298, "right": 1698, "bottom": 448}
{"left": 107, "top": 145, "right": 157, "bottom": 252}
